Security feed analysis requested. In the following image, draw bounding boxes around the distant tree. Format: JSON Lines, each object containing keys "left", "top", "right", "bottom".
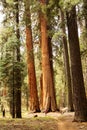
{"left": 0, "top": 29, "right": 19, "bottom": 118}
{"left": 60, "top": 10, "right": 74, "bottom": 111}
{"left": 0, "top": 0, "right": 24, "bottom": 118}
{"left": 81, "top": 0, "right": 87, "bottom": 92}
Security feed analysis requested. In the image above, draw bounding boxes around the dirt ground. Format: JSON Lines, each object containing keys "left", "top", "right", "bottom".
{"left": 0, "top": 112, "right": 87, "bottom": 130}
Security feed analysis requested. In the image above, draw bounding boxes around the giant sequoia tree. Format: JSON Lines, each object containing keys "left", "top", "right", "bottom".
{"left": 66, "top": 6, "right": 87, "bottom": 122}
{"left": 25, "top": 0, "right": 40, "bottom": 112}
{"left": 40, "top": 0, "right": 57, "bottom": 112}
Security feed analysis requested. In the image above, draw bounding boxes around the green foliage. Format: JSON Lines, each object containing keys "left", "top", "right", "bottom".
{"left": 59, "top": 0, "right": 81, "bottom": 11}
{"left": 80, "top": 29, "right": 87, "bottom": 57}
{"left": 80, "top": 29, "right": 87, "bottom": 95}
{"left": 6, "top": 0, "right": 14, "bottom": 5}
{"left": 0, "top": 25, "right": 25, "bottom": 106}
{"left": 31, "top": 1, "right": 41, "bottom": 13}
{"left": 52, "top": 30, "right": 66, "bottom": 106}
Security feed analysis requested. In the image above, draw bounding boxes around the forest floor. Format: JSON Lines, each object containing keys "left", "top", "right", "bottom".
{"left": 0, "top": 112, "right": 87, "bottom": 130}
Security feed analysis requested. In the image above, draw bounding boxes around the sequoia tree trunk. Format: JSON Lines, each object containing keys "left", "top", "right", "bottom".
{"left": 66, "top": 6, "right": 87, "bottom": 122}
{"left": 40, "top": 0, "right": 57, "bottom": 112}
{"left": 25, "top": 0, "right": 40, "bottom": 112}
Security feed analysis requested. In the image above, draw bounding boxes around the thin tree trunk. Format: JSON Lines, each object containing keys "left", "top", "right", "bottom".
{"left": 66, "top": 6, "right": 87, "bottom": 122}
{"left": 25, "top": 0, "right": 40, "bottom": 112}
{"left": 61, "top": 10, "right": 74, "bottom": 112}
{"left": 12, "top": 49, "right": 15, "bottom": 118}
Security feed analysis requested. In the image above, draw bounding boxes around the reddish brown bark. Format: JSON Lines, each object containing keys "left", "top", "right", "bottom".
{"left": 40, "top": 74, "right": 43, "bottom": 110}
{"left": 25, "top": 0, "right": 40, "bottom": 112}
{"left": 40, "top": 0, "right": 57, "bottom": 112}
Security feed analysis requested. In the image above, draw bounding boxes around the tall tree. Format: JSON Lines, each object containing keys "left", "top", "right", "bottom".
{"left": 14, "top": 0, "right": 22, "bottom": 118}
{"left": 40, "top": 0, "right": 57, "bottom": 112}
{"left": 60, "top": 10, "right": 74, "bottom": 111}
{"left": 66, "top": 6, "right": 87, "bottom": 122}
{"left": 25, "top": 0, "right": 40, "bottom": 112}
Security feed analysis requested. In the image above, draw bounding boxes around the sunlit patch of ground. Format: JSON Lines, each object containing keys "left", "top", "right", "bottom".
{"left": 0, "top": 112, "right": 87, "bottom": 130}
{"left": 0, "top": 117, "right": 58, "bottom": 130}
